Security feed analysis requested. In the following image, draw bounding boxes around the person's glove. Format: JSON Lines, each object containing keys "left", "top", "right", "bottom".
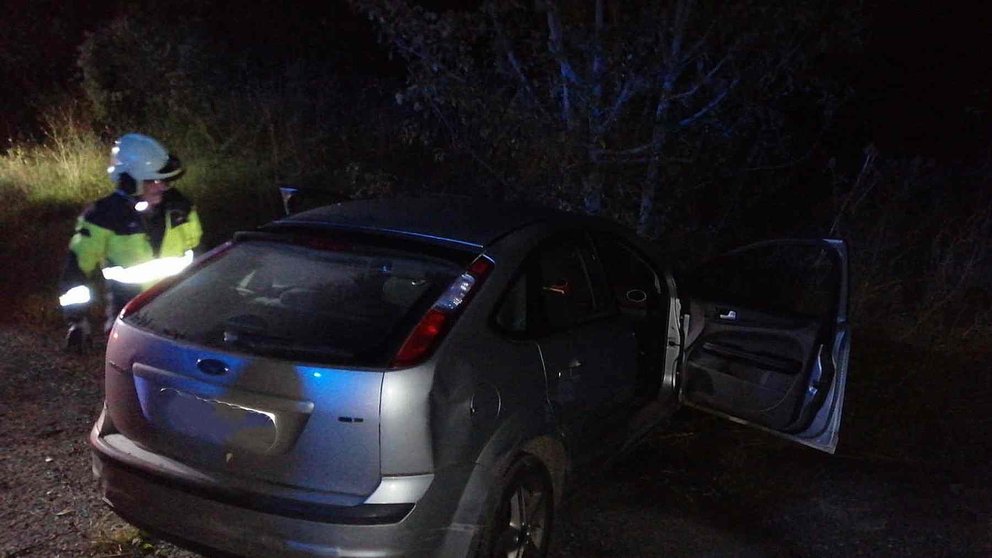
{"left": 65, "top": 317, "right": 93, "bottom": 355}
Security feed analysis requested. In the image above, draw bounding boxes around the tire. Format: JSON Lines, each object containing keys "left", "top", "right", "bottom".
{"left": 477, "top": 455, "right": 554, "bottom": 558}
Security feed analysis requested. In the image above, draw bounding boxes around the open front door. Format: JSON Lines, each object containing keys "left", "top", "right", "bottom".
{"left": 680, "top": 239, "right": 850, "bottom": 453}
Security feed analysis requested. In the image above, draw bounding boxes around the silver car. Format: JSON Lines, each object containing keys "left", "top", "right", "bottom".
{"left": 90, "top": 197, "right": 850, "bottom": 557}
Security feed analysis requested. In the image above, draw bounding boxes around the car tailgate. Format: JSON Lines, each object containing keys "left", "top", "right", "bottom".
{"left": 103, "top": 320, "right": 383, "bottom": 497}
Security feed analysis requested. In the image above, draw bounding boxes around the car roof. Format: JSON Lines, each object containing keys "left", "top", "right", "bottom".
{"left": 273, "top": 196, "right": 599, "bottom": 249}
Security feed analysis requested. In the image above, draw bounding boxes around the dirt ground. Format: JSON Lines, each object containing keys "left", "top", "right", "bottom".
{"left": 1, "top": 325, "right": 989, "bottom": 557}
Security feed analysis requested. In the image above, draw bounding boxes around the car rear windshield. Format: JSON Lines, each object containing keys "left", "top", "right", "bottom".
{"left": 124, "top": 238, "right": 467, "bottom": 366}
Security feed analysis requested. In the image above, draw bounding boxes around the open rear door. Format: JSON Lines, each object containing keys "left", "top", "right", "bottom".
{"left": 680, "top": 239, "right": 850, "bottom": 453}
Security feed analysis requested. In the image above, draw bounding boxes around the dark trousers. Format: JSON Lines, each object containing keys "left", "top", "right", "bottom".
{"left": 104, "top": 281, "right": 142, "bottom": 332}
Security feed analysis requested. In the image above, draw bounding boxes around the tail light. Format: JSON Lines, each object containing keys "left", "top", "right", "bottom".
{"left": 119, "top": 242, "right": 234, "bottom": 319}
{"left": 390, "top": 256, "right": 494, "bottom": 368}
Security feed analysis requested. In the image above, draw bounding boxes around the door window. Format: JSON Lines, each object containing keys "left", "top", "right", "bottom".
{"left": 689, "top": 243, "right": 842, "bottom": 322}
{"left": 494, "top": 273, "right": 529, "bottom": 335}
{"left": 493, "top": 235, "right": 611, "bottom": 337}
{"left": 592, "top": 236, "right": 663, "bottom": 319}
{"left": 534, "top": 237, "right": 608, "bottom": 332}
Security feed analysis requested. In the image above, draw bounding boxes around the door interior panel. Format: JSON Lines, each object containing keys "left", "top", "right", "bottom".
{"left": 679, "top": 239, "right": 849, "bottom": 453}
{"left": 685, "top": 298, "right": 820, "bottom": 431}
{"left": 699, "top": 340, "right": 801, "bottom": 375}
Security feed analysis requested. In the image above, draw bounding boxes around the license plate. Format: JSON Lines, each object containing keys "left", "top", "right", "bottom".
{"left": 154, "top": 388, "right": 277, "bottom": 450}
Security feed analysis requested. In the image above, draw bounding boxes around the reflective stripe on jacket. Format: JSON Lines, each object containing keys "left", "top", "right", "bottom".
{"left": 60, "top": 188, "right": 202, "bottom": 310}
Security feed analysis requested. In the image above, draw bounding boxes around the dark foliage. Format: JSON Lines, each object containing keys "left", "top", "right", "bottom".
{"left": 0, "top": 0, "right": 989, "bottom": 338}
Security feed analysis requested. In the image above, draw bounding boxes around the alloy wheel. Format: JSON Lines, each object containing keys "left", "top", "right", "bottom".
{"left": 493, "top": 462, "right": 551, "bottom": 558}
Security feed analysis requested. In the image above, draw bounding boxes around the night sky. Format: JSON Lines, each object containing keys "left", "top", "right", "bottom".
{"left": 858, "top": 0, "right": 992, "bottom": 160}
{"left": 1, "top": 0, "right": 990, "bottom": 161}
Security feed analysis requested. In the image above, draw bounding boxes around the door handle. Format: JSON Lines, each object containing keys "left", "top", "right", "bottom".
{"left": 718, "top": 308, "right": 737, "bottom": 321}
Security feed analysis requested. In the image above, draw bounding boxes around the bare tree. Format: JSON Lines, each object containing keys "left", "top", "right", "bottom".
{"left": 353, "top": 0, "right": 856, "bottom": 235}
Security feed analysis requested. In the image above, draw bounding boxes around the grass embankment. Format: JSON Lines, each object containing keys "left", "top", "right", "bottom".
{"left": 0, "top": 124, "right": 105, "bottom": 324}
{"left": 0, "top": 121, "right": 283, "bottom": 326}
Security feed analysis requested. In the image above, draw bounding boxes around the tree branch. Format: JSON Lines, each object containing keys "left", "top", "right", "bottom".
{"left": 489, "top": 8, "right": 548, "bottom": 119}
{"left": 357, "top": 2, "right": 468, "bottom": 86}
{"left": 388, "top": 33, "right": 467, "bottom": 85}
{"left": 661, "top": 0, "right": 693, "bottom": 70}
{"left": 589, "top": 0, "right": 606, "bottom": 130}
{"left": 677, "top": 79, "right": 736, "bottom": 127}
{"left": 829, "top": 144, "right": 878, "bottom": 236}
{"left": 602, "top": 77, "right": 646, "bottom": 130}
{"left": 592, "top": 142, "right": 654, "bottom": 159}
{"left": 546, "top": 0, "right": 582, "bottom": 128}
{"left": 670, "top": 52, "right": 732, "bottom": 101}
{"left": 425, "top": 97, "right": 511, "bottom": 194}
{"left": 546, "top": 1, "right": 583, "bottom": 86}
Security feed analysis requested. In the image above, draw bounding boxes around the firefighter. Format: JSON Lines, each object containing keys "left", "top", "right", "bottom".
{"left": 59, "top": 133, "right": 203, "bottom": 352}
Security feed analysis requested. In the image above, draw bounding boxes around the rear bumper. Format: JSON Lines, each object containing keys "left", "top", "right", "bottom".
{"left": 90, "top": 417, "right": 482, "bottom": 557}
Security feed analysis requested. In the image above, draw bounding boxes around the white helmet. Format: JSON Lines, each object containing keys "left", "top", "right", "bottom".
{"left": 107, "top": 133, "right": 183, "bottom": 192}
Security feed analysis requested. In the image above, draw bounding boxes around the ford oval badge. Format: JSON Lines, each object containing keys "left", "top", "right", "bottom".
{"left": 197, "top": 358, "right": 230, "bottom": 376}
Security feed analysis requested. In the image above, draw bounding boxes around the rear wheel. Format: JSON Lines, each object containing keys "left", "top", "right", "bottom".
{"left": 480, "top": 456, "right": 553, "bottom": 558}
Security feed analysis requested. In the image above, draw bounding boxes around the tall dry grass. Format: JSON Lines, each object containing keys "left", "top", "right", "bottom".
{"left": 0, "top": 108, "right": 110, "bottom": 216}
{"left": 0, "top": 110, "right": 107, "bottom": 324}
{"left": 829, "top": 152, "right": 992, "bottom": 346}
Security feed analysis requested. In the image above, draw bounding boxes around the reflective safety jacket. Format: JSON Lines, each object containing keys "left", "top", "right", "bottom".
{"left": 59, "top": 189, "right": 202, "bottom": 317}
